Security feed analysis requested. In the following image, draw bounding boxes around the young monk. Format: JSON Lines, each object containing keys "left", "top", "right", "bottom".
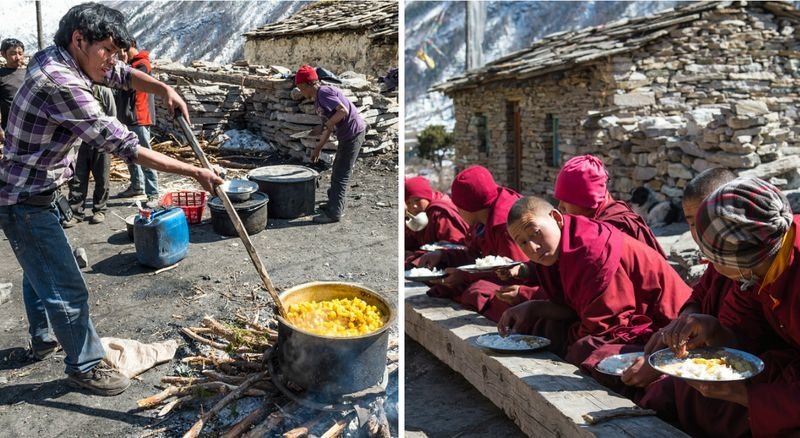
{"left": 495, "top": 154, "right": 670, "bottom": 307}
{"left": 404, "top": 175, "right": 469, "bottom": 258}
{"left": 623, "top": 169, "right": 781, "bottom": 436}
{"left": 554, "top": 154, "right": 666, "bottom": 257}
{"left": 497, "top": 196, "right": 691, "bottom": 390}
{"left": 416, "top": 166, "right": 529, "bottom": 321}
{"left": 634, "top": 177, "right": 800, "bottom": 437}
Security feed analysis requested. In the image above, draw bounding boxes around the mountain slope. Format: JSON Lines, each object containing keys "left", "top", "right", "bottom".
{"left": 404, "top": 1, "right": 683, "bottom": 130}
{"left": 0, "top": 1, "right": 308, "bottom": 64}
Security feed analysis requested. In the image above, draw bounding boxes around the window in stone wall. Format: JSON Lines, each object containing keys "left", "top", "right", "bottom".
{"left": 544, "top": 113, "right": 560, "bottom": 167}
{"left": 473, "top": 112, "right": 489, "bottom": 154}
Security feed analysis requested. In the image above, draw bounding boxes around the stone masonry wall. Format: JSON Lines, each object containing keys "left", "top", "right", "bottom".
{"left": 451, "top": 6, "right": 799, "bottom": 202}
{"left": 152, "top": 63, "right": 398, "bottom": 164}
{"left": 244, "top": 31, "right": 398, "bottom": 79}
{"left": 451, "top": 66, "right": 608, "bottom": 196}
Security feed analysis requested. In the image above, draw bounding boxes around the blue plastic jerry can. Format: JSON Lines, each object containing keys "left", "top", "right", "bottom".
{"left": 134, "top": 207, "right": 189, "bottom": 268}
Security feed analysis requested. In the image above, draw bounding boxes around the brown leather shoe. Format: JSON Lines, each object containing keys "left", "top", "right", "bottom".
{"left": 67, "top": 362, "right": 130, "bottom": 396}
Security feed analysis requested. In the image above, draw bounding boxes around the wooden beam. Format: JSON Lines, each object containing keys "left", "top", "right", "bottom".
{"left": 404, "top": 283, "right": 688, "bottom": 438}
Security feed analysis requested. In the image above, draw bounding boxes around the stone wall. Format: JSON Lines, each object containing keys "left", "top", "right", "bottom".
{"left": 450, "top": 6, "right": 799, "bottom": 202}
{"left": 450, "top": 67, "right": 609, "bottom": 195}
{"left": 152, "top": 63, "right": 398, "bottom": 164}
{"left": 244, "top": 31, "right": 397, "bottom": 79}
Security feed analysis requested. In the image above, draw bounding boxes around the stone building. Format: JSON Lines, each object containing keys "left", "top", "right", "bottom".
{"left": 243, "top": 0, "right": 398, "bottom": 78}
{"left": 432, "top": 1, "right": 800, "bottom": 202}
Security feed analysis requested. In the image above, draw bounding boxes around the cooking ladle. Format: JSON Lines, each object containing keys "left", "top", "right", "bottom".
{"left": 177, "top": 114, "right": 287, "bottom": 318}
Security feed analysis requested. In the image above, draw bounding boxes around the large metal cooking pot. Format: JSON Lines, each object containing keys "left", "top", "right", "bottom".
{"left": 248, "top": 165, "right": 319, "bottom": 219}
{"left": 276, "top": 281, "right": 395, "bottom": 396}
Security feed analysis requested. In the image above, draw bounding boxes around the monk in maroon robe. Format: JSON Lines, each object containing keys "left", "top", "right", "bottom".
{"left": 553, "top": 154, "right": 666, "bottom": 257}
{"left": 620, "top": 169, "right": 757, "bottom": 429}
{"left": 416, "top": 166, "right": 529, "bottom": 321}
{"left": 497, "top": 196, "right": 691, "bottom": 391}
{"left": 404, "top": 176, "right": 469, "bottom": 267}
{"left": 641, "top": 177, "right": 800, "bottom": 437}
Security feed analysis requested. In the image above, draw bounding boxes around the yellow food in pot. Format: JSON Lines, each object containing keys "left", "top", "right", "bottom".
{"left": 287, "top": 297, "right": 384, "bottom": 336}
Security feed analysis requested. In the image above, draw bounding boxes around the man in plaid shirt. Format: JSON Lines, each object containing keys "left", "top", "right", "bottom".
{"left": 0, "top": 3, "right": 222, "bottom": 396}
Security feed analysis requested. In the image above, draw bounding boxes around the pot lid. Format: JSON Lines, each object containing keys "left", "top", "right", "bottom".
{"left": 248, "top": 165, "right": 319, "bottom": 183}
{"left": 207, "top": 191, "right": 269, "bottom": 210}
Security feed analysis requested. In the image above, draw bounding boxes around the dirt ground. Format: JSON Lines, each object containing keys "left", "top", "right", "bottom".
{"left": 404, "top": 338, "right": 525, "bottom": 438}
{"left": 0, "top": 154, "right": 399, "bottom": 437}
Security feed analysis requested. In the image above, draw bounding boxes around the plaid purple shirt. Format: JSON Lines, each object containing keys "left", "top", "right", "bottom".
{"left": 0, "top": 45, "right": 140, "bottom": 206}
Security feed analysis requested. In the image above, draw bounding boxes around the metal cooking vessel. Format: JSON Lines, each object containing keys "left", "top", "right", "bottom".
{"left": 221, "top": 179, "right": 259, "bottom": 202}
{"left": 276, "top": 281, "right": 395, "bottom": 396}
{"left": 248, "top": 165, "right": 319, "bottom": 219}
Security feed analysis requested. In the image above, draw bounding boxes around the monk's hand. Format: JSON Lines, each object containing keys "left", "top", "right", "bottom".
{"left": 644, "top": 326, "right": 673, "bottom": 355}
{"left": 621, "top": 356, "right": 661, "bottom": 388}
{"left": 497, "top": 301, "right": 534, "bottom": 337}
{"left": 685, "top": 380, "right": 749, "bottom": 407}
{"left": 661, "top": 314, "right": 722, "bottom": 358}
{"left": 417, "top": 250, "right": 443, "bottom": 268}
{"left": 495, "top": 285, "right": 521, "bottom": 305}
{"left": 496, "top": 264, "right": 522, "bottom": 281}
{"left": 440, "top": 267, "right": 466, "bottom": 289}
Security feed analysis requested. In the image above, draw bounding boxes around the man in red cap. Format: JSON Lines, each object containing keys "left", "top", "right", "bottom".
{"left": 417, "top": 166, "right": 531, "bottom": 321}
{"left": 295, "top": 64, "right": 367, "bottom": 223}
{"left": 404, "top": 176, "right": 469, "bottom": 263}
{"left": 554, "top": 155, "right": 665, "bottom": 257}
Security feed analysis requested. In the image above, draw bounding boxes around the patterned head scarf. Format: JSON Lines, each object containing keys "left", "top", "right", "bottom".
{"left": 695, "top": 177, "right": 793, "bottom": 269}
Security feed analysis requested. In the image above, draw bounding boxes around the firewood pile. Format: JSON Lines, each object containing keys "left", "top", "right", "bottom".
{"left": 136, "top": 314, "right": 397, "bottom": 438}
{"left": 109, "top": 137, "right": 267, "bottom": 183}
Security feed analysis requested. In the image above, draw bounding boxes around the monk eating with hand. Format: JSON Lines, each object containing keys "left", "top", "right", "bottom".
{"left": 404, "top": 175, "right": 469, "bottom": 265}
{"left": 497, "top": 196, "right": 690, "bottom": 393}
{"left": 416, "top": 166, "right": 529, "bottom": 321}
{"left": 634, "top": 177, "right": 800, "bottom": 437}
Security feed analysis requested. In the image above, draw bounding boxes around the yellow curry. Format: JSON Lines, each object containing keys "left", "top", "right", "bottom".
{"left": 287, "top": 297, "right": 384, "bottom": 337}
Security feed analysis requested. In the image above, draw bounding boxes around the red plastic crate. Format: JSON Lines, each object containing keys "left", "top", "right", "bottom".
{"left": 160, "top": 191, "right": 207, "bottom": 225}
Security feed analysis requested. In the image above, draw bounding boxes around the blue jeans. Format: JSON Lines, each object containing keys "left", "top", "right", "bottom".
{"left": 327, "top": 130, "right": 366, "bottom": 218}
{"left": 128, "top": 125, "right": 159, "bottom": 197}
{"left": 0, "top": 203, "right": 105, "bottom": 374}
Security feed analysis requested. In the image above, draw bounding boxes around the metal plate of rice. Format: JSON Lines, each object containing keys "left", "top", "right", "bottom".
{"left": 649, "top": 347, "right": 764, "bottom": 382}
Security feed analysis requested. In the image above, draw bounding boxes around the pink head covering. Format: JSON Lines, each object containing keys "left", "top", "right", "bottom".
{"left": 451, "top": 166, "right": 500, "bottom": 212}
{"left": 405, "top": 176, "right": 433, "bottom": 201}
{"left": 554, "top": 155, "right": 609, "bottom": 209}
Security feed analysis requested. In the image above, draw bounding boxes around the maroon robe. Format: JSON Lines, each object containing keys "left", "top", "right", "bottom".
{"left": 405, "top": 192, "right": 469, "bottom": 252}
{"left": 637, "top": 266, "right": 757, "bottom": 435}
{"left": 522, "top": 215, "right": 691, "bottom": 382}
{"left": 426, "top": 187, "right": 530, "bottom": 321}
{"left": 641, "top": 218, "right": 800, "bottom": 437}
{"left": 711, "top": 217, "right": 800, "bottom": 436}
{"left": 594, "top": 197, "right": 667, "bottom": 258}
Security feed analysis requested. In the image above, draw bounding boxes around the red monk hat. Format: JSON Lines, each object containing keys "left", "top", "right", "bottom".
{"left": 295, "top": 64, "right": 318, "bottom": 85}
{"left": 554, "top": 154, "right": 609, "bottom": 209}
{"left": 405, "top": 176, "right": 433, "bottom": 201}
{"left": 451, "top": 166, "right": 499, "bottom": 212}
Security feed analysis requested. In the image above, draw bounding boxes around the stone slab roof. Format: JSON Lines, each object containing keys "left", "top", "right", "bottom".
{"left": 432, "top": 1, "right": 798, "bottom": 94}
{"left": 244, "top": 0, "right": 398, "bottom": 41}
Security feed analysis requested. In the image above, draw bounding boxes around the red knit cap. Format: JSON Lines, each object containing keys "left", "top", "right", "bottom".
{"left": 295, "top": 64, "right": 318, "bottom": 85}
{"left": 450, "top": 166, "right": 499, "bottom": 212}
{"left": 405, "top": 176, "right": 434, "bottom": 201}
{"left": 554, "top": 155, "right": 609, "bottom": 209}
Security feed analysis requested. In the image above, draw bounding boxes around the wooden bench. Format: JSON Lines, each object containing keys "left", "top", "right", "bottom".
{"left": 405, "top": 283, "right": 688, "bottom": 438}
